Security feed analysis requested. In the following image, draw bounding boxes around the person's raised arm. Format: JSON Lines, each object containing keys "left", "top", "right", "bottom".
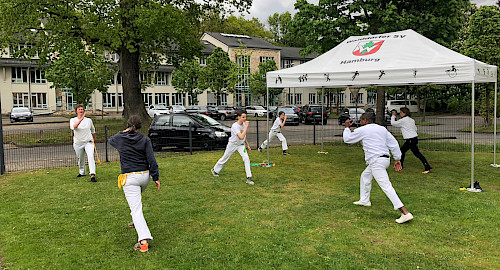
{"left": 280, "top": 115, "right": 287, "bottom": 128}
{"left": 390, "top": 111, "right": 402, "bottom": 127}
{"left": 72, "top": 112, "right": 86, "bottom": 129}
{"left": 237, "top": 121, "right": 249, "bottom": 139}
{"left": 343, "top": 120, "right": 363, "bottom": 144}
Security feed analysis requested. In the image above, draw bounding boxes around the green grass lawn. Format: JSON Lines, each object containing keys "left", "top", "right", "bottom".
{"left": 0, "top": 145, "right": 499, "bottom": 269}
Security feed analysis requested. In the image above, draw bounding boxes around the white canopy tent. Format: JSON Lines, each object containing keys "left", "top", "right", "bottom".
{"left": 265, "top": 29, "right": 498, "bottom": 189}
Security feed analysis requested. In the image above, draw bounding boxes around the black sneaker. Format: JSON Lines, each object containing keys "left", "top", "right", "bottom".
{"left": 283, "top": 151, "right": 290, "bottom": 155}
{"left": 90, "top": 176, "right": 97, "bottom": 182}
{"left": 473, "top": 181, "right": 483, "bottom": 191}
{"left": 258, "top": 147, "right": 262, "bottom": 152}
{"left": 77, "top": 174, "right": 85, "bottom": 178}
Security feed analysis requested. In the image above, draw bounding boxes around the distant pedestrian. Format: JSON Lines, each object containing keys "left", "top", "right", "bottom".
{"left": 211, "top": 111, "right": 254, "bottom": 185}
{"left": 70, "top": 104, "right": 97, "bottom": 182}
{"left": 109, "top": 115, "right": 160, "bottom": 253}
{"left": 391, "top": 107, "right": 432, "bottom": 173}
{"left": 258, "top": 111, "right": 289, "bottom": 155}
{"left": 343, "top": 112, "right": 413, "bottom": 224}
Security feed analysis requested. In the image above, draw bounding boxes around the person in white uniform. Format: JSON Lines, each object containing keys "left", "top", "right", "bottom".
{"left": 70, "top": 104, "right": 97, "bottom": 182}
{"left": 343, "top": 112, "right": 413, "bottom": 224}
{"left": 211, "top": 111, "right": 254, "bottom": 185}
{"left": 258, "top": 111, "right": 289, "bottom": 155}
{"left": 391, "top": 107, "right": 432, "bottom": 173}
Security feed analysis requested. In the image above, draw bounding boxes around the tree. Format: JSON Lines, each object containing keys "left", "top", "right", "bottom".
{"left": 201, "top": 15, "right": 273, "bottom": 40}
{"left": 462, "top": 5, "right": 500, "bottom": 126}
{"left": 0, "top": 0, "right": 252, "bottom": 123}
{"left": 200, "top": 47, "right": 237, "bottom": 105}
{"left": 248, "top": 59, "right": 282, "bottom": 105}
{"left": 172, "top": 60, "right": 205, "bottom": 105}
{"left": 268, "top": 12, "right": 306, "bottom": 47}
{"left": 44, "top": 42, "right": 115, "bottom": 106}
{"left": 292, "top": 0, "right": 470, "bottom": 124}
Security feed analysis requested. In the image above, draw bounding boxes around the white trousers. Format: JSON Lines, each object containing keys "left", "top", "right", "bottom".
{"left": 359, "top": 157, "right": 404, "bottom": 210}
{"left": 73, "top": 141, "right": 95, "bottom": 175}
{"left": 260, "top": 129, "right": 288, "bottom": 151}
{"left": 213, "top": 143, "right": 252, "bottom": 178}
{"left": 122, "top": 172, "right": 153, "bottom": 242}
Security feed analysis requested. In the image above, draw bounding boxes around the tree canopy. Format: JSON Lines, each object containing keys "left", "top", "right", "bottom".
{"left": 172, "top": 59, "right": 205, "bottom": 105}
{"left": 201, "top": 15, "right": 273, "bottom": 40}
{"left": 200, "top": 47, "right": 237, "bottom": 106}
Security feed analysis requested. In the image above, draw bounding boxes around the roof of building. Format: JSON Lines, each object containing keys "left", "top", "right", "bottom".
{"left": 279, "top": 47, "right": 317, "bottom": 60}
{"left": 204, "top": 32, "right": 280, "bottom": 50}
{"left": 201, "top": 40, "right": 216, "bottom": 54}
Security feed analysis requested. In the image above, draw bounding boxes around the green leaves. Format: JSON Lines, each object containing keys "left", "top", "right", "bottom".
{"left": 199, "top": 47, "right": 237, "bottom": 105}
{"left": 172, "top": 59, "right": 205, "bottom": 104}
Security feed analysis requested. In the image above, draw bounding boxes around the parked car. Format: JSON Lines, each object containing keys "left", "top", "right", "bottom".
{"left": 148, "top": 113, "right": 230, "bottom": 151}
{"left": 275, "top": 107, "right": 300, "bottom": 126}
{"left": 185, "top": 105, "right": 221, "bottom": 119}
{"left": 385, "top": 100, "right": 419, "bottom": 113}
{"left": 338, "top": 108, "right": 366, "bottom": 125}
{"left": 147, "top": 104, "right": 170, "bottom": 118}
{"left": 300, "top": 105, "right": 329, "bottom": 124}
{"left": 10, "top": 107, "right": 33, "bottom": 123}
{"left": 169, "top": 105, "right": 186, "bottom": 113}
{"left": 234, "top": 106, "right": 246, "bottom": 115}
{"left": 245, "top": 106, "right": 267, "bottom": 117}
{"left": 217, "top": 106, "right": 236, "bottom": 120}
{"left": 266, "top": 106, "right": 278, "bottom": 117}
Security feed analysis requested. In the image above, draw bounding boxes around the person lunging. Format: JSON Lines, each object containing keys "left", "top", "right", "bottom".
{"left": 391, "top": 107, "right": 432, "bottom": 173}
{"left": 258, "top": 111, "right": 289, "bottom": 155}
{"left": 212, "top": 111, "right": 254, "bottom": 185}
{"left": 343, "top": 112, "right": 413, "bottom": 224}
{"left": 109, "top": 115, "right": 160, "bottom": 252}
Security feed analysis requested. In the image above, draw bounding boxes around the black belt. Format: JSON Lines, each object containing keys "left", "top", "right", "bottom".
{"left": 380, "top": 155, "right": 390, "bottom": 158}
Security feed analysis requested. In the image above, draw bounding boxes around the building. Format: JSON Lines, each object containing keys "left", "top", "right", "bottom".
{"left": 0, "top": 33, "right": 373, "bottom": 114}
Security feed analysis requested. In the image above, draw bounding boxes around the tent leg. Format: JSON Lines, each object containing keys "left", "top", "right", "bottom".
{"left": 469, "top": 81, "right": 476, "bottom": 192}
{"left": 492, "top": 81, "right": 499, "bottom": 168}
{"left": 264, "top": 86, "right": 272, "bottom": 167}
{"left": 318, "top": 87, "right": 327, "bottom": 154}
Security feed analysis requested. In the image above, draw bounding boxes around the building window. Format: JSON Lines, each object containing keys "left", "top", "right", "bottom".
{"left": 309, "top": 93, "right": 316, "bottom": 104}
{"left": 281, "top": 59, "right": 293, "bottom": 69}
{"left": 12, "top": 93, "right": 29, "bottom": 107}
{"left": 30, "top": 69, "right": 46, "bottom": 84}
{"left": 236, "top": 55, "right": 251, "bottom": 106}
{"left": 350, "top": 92, "right": 363, "bottom": 104}
{"left": 260, "top": 56, "right": 274, "bottom": 63}
{"left": 199, "top": 56, "right": 207, "bottom": 66}
{"left": 103, "top": 93, "right": 116, "bottom": 108}
{"left": 31, "top": 93, "right": 47, "bottom": 109}
{"left": 173, "top": 93, "right": 185, "bottom": 106}
{"left": 367, "top": 90, "right": 376, "bottom": 105}
{"left": 9, "top": 43, "right": 38, "bottom": 58}
{"left": 156, "top": 72, "right": 169, "bottom": 86}
{"left": 300, "top": 59, "right": 309, "bottom": 64}
{"left": 117, "top": 93, "right": 124, "bottom": 107}
{"left": 117, "top": 73, "right": 122, "bottom": 85}
{"left": 11, "top": 67, "right": 28, "bottom": 83}
{"left": 140, "top": 72, "right": 152, "bottom": 86}
{"left": 155, "top": 93, "right": 170, "bottom": 106}
{"left": 142, "top": 93, "right": 153, "bottom": 107}
{"left": 295, "top": 93, "right": 302, "bottom": 105}
{"left": 220, "top": 93, "right": 228, "bottom": 106}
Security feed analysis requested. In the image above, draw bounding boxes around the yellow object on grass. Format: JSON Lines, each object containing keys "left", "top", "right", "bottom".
{"left": 117, "top": 170, "right": 149, "bottom": 189}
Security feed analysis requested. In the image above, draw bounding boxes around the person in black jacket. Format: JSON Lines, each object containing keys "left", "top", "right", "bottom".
{"left": 109, "top": 115, "right": 160, "bottom": 253}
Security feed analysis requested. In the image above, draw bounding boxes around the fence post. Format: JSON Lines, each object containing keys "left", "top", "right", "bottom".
{"left": 189, "top": 122, "right": 193, "bottom": 155}
{"left": 0, "top": 98, "right": 5, "bottom": 174}
{"left": 256, "top": 119, "right": 259, "bottom": 148}
{"left": 313, "top": 119, "right": 316, "bottom": 145}
{"left": 105, "top": 125, "right": 109, "bottom": 162}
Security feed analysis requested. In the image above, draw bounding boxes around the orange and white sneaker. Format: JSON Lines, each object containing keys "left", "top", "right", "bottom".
{"left": 134, "top": 241, "right": 149, "bottom": 252}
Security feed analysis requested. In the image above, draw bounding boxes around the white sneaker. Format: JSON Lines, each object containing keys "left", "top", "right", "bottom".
{"left": 353, "top": 200, "right": 371, "bottom": 207}
{"left": 211, "top": 168, "right": 219, "bottom": 177}
{"left": 396, "top": 213, "right": 414, "bottom": 224}
{"left": 246, "top": 177, "right": 254, "bottom": 185}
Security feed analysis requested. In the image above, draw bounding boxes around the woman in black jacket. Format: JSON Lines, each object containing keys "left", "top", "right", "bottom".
{"left": 109, "top": 115, "right": 160, "bottom": 252}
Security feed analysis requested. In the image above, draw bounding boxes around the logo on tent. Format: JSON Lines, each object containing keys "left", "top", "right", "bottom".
{"left": 446, "top": 65, "right": 458, "bottom": 78}
{"left": 353, "top": 40, "right": 384, "bottom": 56}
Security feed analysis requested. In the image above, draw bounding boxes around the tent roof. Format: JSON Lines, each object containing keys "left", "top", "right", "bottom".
{"left": 267, "top": 29, "right": 497, "bottom": 88}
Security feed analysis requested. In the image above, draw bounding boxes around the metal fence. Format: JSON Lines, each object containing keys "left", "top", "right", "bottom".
{"left": 1, "top": 115, "right": 498, "bottom": 172}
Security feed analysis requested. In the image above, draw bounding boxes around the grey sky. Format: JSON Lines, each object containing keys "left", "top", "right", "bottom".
{"left": 238, "top": 0, "right": 497, "bottom": 25}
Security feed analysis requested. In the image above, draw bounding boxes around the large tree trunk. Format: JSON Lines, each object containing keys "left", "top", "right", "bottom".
{"left": 376, "top": 86, "right": 386, "bottom": 125}
{"left": 120, "top": 47, "right": 149, "bottom": 123}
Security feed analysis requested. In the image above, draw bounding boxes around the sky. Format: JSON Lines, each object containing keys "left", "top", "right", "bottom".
{"left": 238, "top": 0, "right": 498, "bottom": 25}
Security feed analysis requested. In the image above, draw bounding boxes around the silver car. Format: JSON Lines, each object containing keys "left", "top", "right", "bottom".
{"left": 10, "top": 107, "right": 33, "bottom": 123}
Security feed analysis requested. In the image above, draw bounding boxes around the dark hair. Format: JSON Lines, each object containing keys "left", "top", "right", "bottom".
{"left": 75, "top": 104, "right": 84, "bottom": 112}
{"left": 236, "top": 110, "right": 247, "bottom": 117}
{"left": 278, "top": 111, "right": 285, "bottom": 116}
{"left": 400, "top": 107, "right": 411, "bottom": 116}
{"left": 127, "top": 115, "right": 142, "bottom": 131}
{"left": 360, "top": 112, "right": 375, "bottom": 123}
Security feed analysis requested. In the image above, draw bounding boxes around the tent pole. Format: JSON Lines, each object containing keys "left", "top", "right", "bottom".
{"left": 318, "top": 87, "right": 326, "bottom": 154}
{"left": 471, "top": 81, "right": 475, "bottom": 190}
{"left": 492, "top": 80, "right": 499, "bottom": 167}
{"left": 266, "top": 86, "right": 270, "bottom": 166}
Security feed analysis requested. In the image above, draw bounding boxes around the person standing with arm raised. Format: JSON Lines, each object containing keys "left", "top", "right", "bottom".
{"left": 343, "top": 112, "right": 413, "bottom": 224}
{"left": 70, "top": 104, "right": 97, "bottom": 182}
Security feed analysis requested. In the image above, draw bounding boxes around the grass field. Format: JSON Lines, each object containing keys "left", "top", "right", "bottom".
{"left": 0, "top": 145, "right": 499, "bottom": 269}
